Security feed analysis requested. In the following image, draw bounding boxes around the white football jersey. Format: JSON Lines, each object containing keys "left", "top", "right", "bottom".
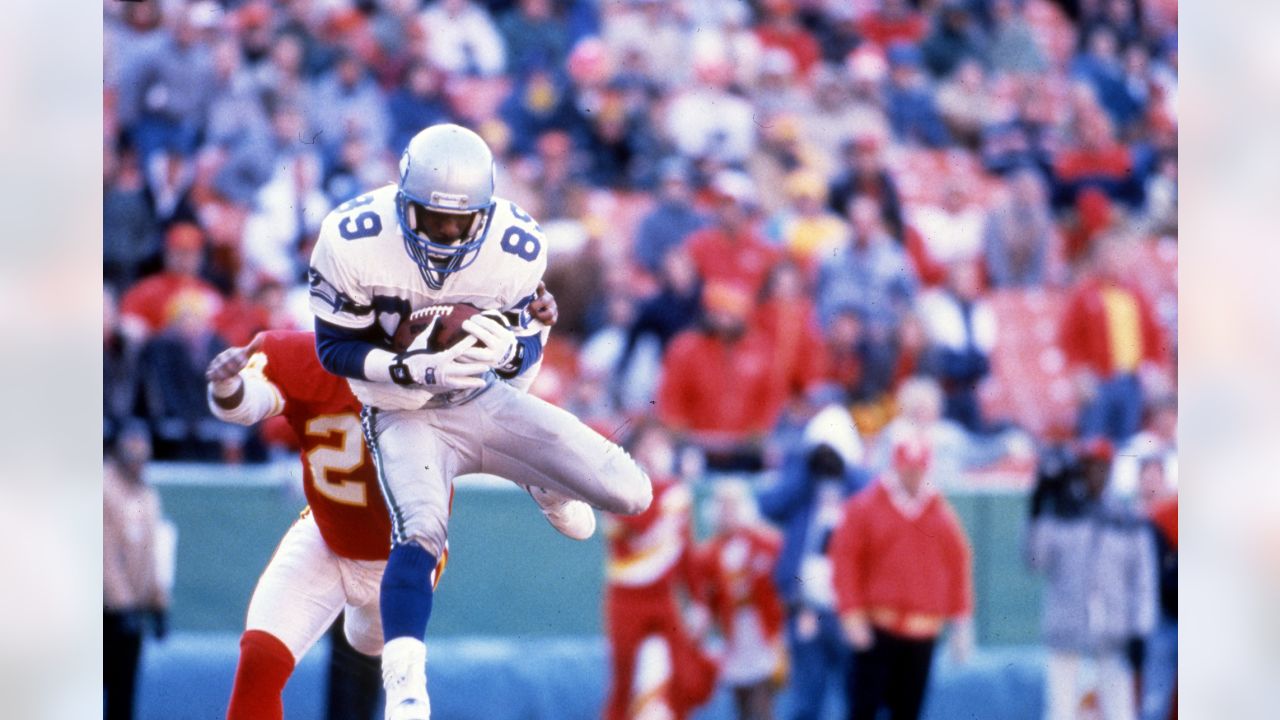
{"left": 309, "top": 184, "right": 548, "bottom": 410}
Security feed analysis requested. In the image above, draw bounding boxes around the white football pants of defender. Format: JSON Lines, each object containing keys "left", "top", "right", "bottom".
{"left": 245, "top": 512, "right": 393, "bottom": 660}
{"left": 362, "top": 381, "right": 652, "bottom": 558}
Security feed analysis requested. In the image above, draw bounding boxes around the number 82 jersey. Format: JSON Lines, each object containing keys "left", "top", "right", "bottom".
{"left": 308, "top": 184, "right": 548, "bottom": 411}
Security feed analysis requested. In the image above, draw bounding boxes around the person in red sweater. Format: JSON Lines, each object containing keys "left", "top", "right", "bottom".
{"left": 857, "top": 0, "right": 929, "bottom": 50}
{"left": 697, "top": 479, "right": 786, "bottom": 720}
{"left": 685, "top": 170, "right": 782, "bottom": 299}
{"left": 602, "top": 421, "right": 716, "bottom": 720}
{"left": 657, "top": 282, "right": 782, "bottom": 472}
{"left": 829, "top": 433, "right": 975, "bottom": 720}
{"left": 754, "top": 0, "right": 822, "bottom": 80}
{"left": 1057, "top": 231, "right": 1171, "bottom": 443}
{"left": 119, "top": 222, "right": 224, "bottom": 342}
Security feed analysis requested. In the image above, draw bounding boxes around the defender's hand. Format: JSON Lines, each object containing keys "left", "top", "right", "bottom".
{"left": 390, "top": 336, "right": 489, "bottom": 392}
{"left": 529, "top": 282, "right": 559, "bottom": 327}
{"left": 459, "top": 314, "right": 518, "bottom": 369}
{"left": 205, "top": 334, "right": 265, "bottom": 396}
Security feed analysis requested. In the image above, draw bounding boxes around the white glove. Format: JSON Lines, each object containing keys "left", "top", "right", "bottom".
{"left": 459, "top": 314, "right": 519, "bottom": 370}
{"left": 389, "top": 334, "right": 489, "bottom": 392}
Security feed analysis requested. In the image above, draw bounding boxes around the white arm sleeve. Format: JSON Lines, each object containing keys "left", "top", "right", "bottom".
{"left": 207, "top": 374, "right": 286, "bottom": 426}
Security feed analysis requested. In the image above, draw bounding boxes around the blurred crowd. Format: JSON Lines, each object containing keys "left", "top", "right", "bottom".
{"left": 103, "top": 0, "right": 1177, "bottom": 474}
{"left": 103, "top": 0, "right": 1179, "bottom": 717}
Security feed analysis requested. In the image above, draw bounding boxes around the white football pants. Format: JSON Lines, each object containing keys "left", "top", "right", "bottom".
{"left": 361, "top": 381, "right": 652, "bottom": 557}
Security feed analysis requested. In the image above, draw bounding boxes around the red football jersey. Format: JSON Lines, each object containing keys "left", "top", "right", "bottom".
{"left": 249, "top": 330, "right": 393, "bottom": 561}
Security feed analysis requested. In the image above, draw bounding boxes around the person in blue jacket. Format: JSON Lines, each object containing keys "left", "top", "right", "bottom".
{"left": 757, "top": 405, "right": 872, "bottom": 720}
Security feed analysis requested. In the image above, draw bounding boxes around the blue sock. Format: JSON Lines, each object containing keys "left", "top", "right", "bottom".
{"left": 380, "top": 543, "right": 436, "bottom": 641}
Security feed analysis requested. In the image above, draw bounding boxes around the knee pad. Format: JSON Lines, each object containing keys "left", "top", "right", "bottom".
{"left": 344, "top": 618, "right": 384, "bottom": 657}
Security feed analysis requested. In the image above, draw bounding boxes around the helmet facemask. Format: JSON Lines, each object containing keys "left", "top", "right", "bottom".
{"left": 395, "top": 190, "right": 492, "bottom": 276}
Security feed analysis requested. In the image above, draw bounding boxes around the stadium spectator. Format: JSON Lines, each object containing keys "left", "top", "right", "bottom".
{"left": 935, "top": 59, "right": 995, "bottom": 148}
{"left": 885, "top": 43, "right": 952, "bottom": 147}
{"left": 1026, "top": 439, "right": 1157, "bottom": 720}
{"left": 755, "top": 261, "right": 830, "bottom": 408}
{"left": 115, "top": 1, "right": 221, "bottom": 160}
{"left": 1071, "top": 27, "right": 1145, "bottom": 134}
{"left": 305, "top": 51, "right": 391, "bottom": 158}
{"left": 757, "top": 406, "right": 871, "bottom": 720}
{"left": 762, "top": 170, "right": 848, "bottom": 273}
{"left": 754, "top": 0, "right": 823, "bottom": 80}
{"left": 983, "top": 167, "right": 1056, "bottom": 287}
{"left": 387, "top": 61, "right": 453, "bottom": 154}
{"left": 205, "top": 36, "right": 272, "bottom": 157}
{"left": 418, "top": 0, "right": 507, "bottom": 77}
{"left": 105, "top": 136, "right": 160, "bottom": 288}
{"left": 657, "top": 282, "right": 780, "bottom": 472}
{"left": 144, "top": 145, "right": 200, "bottom": 230}
{"left": 686, "top": 171, "right": 782, "bottom": 297}
{"left": 119, "top": 223, "right": 224, "bottom": 342}
{"left": 104, "top": 426, "right": 172, "bottom": 720}
{"left": 136, "top": 287, "right": 230, "bottom": 460}
{"left": 632, "top": 159, "right": 707, "bottom": 276}
{"left": 498, "top": 0, "right": 571, "bottom": 81}
{"left": 873, "top": 377, "right": 1030, "bottom": 488}
{"left": 857, "top": 0, "right": 929, "bottom": 49}
{"left": 501, "top": 68, "right": 584, "bottom": 158}
{"left": 213, "top": 277, "right": 296, "bottom": 349}
{"left": 617, "top": 249, "right": 703, "bottom": 408}
{"left": 1111, "top": 393, "right": 1178, "bottom": 498}
{"left": 1051, "top": 101, "right": 1140, "bottom": 209}
{"left": 910, "top": 180, "right": 988, "bottom": 267}
{"left": 979, "top": 78, "right": 1061, "bottom": 178}
{"left": 920, "top": 0, "right": 990, "bottom": 79}
{"left": 830, "top": 432, "right": 975, "bottom": 720}
{"left": 1143, "top": 491, "right": 1178, "bottom": 720}
{"left": 988, "top": 0, "right": 1049, "bottom": 74}
{"left": 826, "top": 133, "right": 905, "bottom": 243}
{"left": 799, "top": 63, "right": 890, "bottom": 163}
{"left": 746, "top": 116, "right": 830, "bottom": 217}
{"left": 916, "top": 261, "right": 998, "bottom": 432}
{"left": 1058, "top": 232, "right": 1170, "bottom": 444}
{"left": 250, "top": 31, "right": 308, "bottom": 111}
{"left": 665, "top": 55, "right": 758, "bottom": 165}
{"left": 105, "top": 288, "right": 142, "bottom": 448}
{"left": 751, "top": 50, "right": 810, "bottom": 118}
{"left": 603, "top": 421, "right": 716, "bottom": 720}
{"left": 816, "top": 195, "right": 917, "bottom": 331}
{"left": 697, "top": 479, "right": 787, "bottom": 720}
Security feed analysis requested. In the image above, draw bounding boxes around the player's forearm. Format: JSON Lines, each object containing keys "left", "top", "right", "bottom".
{"left": 208, "top": 375, "right": 282, "bottom": 425}
{"left": 315, "top": 318, "right": 390, "bottom": 382}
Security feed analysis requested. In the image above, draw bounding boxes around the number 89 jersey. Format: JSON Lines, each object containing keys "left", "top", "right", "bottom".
{"left": 248, "top": 330, "right": 394, "bottom": 561}
{"left": 309, "top": 184, "right": 548, "bottom": 411}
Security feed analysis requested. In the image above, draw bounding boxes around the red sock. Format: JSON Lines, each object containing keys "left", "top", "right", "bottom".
{"left": 226, "top": 630, "right": 295, "bottom": 720}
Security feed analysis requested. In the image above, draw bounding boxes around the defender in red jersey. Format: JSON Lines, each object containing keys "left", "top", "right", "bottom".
{"left": 208, "top": 330, "right": 434, "bottom": 720}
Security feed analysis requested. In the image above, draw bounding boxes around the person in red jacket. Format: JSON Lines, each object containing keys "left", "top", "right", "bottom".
{"left": 685, "top": 170, "right": 782, "bottom": 298}
{"left": 698, "top": 479, "right": 787, "bottom": 720}
{"left": 1057, "top": 231, "right": 1171, "bottom": 443}
{"left": 602, "top": 421, "right": 717, "bottom": 720}
{"left": 119, "top": 222, "right": 224, "bottom": 342}
{"left": 830, "top": 433, "right": 974, "bottom": 720}
{"left": 657, "top": 282, "right": 783, "bottom": 472}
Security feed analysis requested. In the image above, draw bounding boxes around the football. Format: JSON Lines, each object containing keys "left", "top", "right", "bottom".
{"left": 392, "top": 303, "right": 507, "bottom": 352}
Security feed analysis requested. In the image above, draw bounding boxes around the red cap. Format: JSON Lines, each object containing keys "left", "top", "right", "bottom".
{"left": 892, "top": 434, "right": 932, "bottom": 472}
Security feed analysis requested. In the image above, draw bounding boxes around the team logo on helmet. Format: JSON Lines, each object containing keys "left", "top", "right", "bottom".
{"left": 399, "top": 151, "right": 411, "bottom": 183}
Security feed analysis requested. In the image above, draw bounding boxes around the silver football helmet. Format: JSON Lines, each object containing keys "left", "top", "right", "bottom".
{"left": 395, "top": 123, "right": 496, "bottom": 277}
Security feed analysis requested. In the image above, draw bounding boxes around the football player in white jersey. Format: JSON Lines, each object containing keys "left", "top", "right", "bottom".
{"left": 307, "top": 123, "right": 653, "bottom": 720}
